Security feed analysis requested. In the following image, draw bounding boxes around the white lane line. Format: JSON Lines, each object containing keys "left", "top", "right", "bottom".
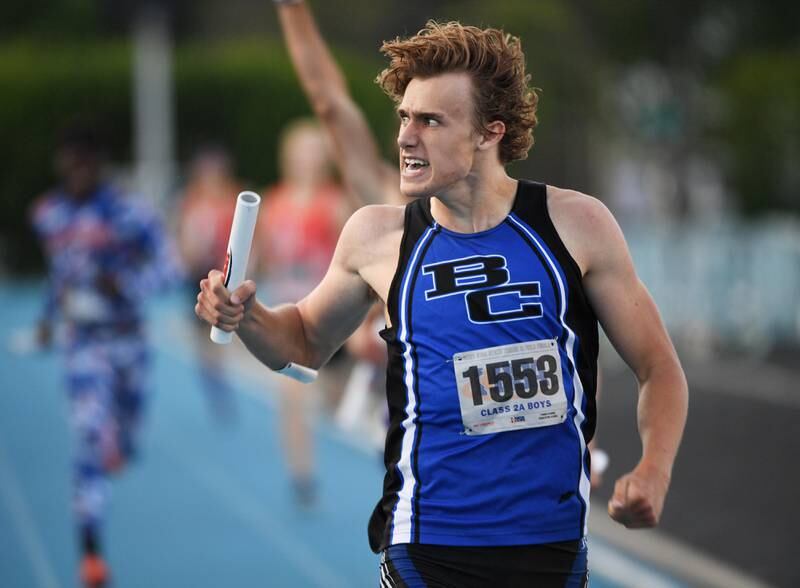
{"left": 590, "top": 539, "right": 685, "bottom": 588}
{"left": 0, "top": 445, "right": 61, "bottom": 588}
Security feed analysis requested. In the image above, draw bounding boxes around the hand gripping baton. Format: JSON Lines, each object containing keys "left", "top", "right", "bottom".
{"left": 210, "top": 191, "right": 319, "bottom": 384}
{"left": 210, "top": 191, "right": 261, "bottom": 345}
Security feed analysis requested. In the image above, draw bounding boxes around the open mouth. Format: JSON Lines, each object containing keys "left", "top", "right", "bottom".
{"left": 403, "top": 157, "right": 430, "bottom": 175}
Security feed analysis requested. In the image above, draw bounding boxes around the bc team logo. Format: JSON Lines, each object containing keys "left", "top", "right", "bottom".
{"left": 422, "top": 255, "right": 542, "bottom": 324}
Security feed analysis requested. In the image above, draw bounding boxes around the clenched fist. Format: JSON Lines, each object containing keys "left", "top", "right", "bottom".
{"left": 607, "top": 463, "right": 671, "bottom": 529}
{"left": 195, "top": 269, "right": 257, "bottom": 333}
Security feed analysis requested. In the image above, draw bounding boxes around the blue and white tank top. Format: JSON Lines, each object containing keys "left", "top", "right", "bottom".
{"left": 368, "top": 180, "right": 599, "bottom": 552}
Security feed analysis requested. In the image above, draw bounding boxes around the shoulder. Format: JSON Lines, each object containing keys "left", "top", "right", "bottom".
{"left": 337, "top": 204, "right": 406, "bottom": 267}
{"left": 546, "top": 185, "right": 614, "bottom": 231}
{"left": 545, "top": 185, "right": 627, "bottom": 274}
{"left": 343, "top": 204, "right": 405, "bottom": 237}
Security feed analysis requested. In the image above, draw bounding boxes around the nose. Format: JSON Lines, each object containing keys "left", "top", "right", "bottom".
{"left": 397, "top": 120, "right": 418, "bottom": 150}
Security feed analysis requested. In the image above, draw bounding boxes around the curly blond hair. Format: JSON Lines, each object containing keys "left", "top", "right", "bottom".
{"left": 377, "top": 21, "right": 539, "bottom": 164}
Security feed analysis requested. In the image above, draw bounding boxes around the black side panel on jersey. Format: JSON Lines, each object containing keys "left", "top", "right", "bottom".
{"left": 368, "top": 198, "right": 434, "bottom": 553}
{"left": 511, "top": 181, "right": 599, "bottom": 442}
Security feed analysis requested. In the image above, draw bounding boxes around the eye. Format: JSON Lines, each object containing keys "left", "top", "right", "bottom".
{"left": 399, "top": 113, "right": 410, "bottom": 125}
{"left": 425, "top": 117, "right": 440, "bottom": 127}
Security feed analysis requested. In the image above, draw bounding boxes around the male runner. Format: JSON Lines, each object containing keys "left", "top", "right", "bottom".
{"left": 196, "top": 17, "right": 688, "bottom": 586}
{"left": 274, "top": 0, "right": 614, "bottom": 484}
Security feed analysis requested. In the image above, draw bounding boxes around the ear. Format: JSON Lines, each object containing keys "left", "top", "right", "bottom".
{"left": 476, "top": 120, "right": 506, "bottom": 152}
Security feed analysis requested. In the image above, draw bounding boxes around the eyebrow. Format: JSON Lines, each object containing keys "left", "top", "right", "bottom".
{"left": 396, "top": 107, "right": 446, "bottom": 120}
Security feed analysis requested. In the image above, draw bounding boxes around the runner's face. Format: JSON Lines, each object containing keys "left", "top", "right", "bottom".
{"left": 396, "top": 73, "right": 480, "bottom": 199}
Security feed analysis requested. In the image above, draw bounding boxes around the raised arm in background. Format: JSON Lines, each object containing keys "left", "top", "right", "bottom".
{"left": 274, "top": 0, "right": 399, "bottom": 206}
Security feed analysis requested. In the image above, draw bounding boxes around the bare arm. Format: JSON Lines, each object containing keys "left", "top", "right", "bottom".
{"left": 275, "top": 1, "right": 393, "bottom": 205}
{"left": 196, "top": 205, "right": 395, "bottom": 371}
{"left": 552, "top": 190, "right": 688, "bottom": 528}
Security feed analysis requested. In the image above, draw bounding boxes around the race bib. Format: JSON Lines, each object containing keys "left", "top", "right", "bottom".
{"left": 453, "top": 339, "right": 568, "bottom": 435}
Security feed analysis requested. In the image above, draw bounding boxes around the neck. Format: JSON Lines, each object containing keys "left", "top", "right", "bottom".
{"left": 430, "top": 165, "right": 517, "bottom": 234}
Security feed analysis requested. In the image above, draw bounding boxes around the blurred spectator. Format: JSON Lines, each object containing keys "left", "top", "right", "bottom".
{"left": 255, "top": 119, "right": 349, "bottom": 507}
{"left": 29, "top": 117, "right": 182, "bottom": 588}
{"left": 175, "top": 144, "right": 241, "bottom": 422}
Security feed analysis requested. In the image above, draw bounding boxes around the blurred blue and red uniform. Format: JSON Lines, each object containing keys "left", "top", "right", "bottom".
{"left": 31, "top": 183, "right": 182, "bottom": 537}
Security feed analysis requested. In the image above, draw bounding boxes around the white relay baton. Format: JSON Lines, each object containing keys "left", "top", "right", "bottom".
{"left": 210, "top": 191, "right": 261, "bottom": 345}
{"left": 209, "top": 191, "right": 319, "bottom": 384}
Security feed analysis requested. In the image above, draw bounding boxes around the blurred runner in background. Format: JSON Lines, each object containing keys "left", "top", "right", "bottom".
{"left": 255, "top": 119, "right": 349, "bottom": 506}
{"left": 175, "top": 144, "right": 241, "bottom": 423}
{"left": 30, "top": 118, "right": 182, "bottom": 587}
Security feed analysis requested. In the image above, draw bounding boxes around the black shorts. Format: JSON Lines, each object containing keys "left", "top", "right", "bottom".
{"left": 379, "top": 539, "right": 588, "bottom": 588}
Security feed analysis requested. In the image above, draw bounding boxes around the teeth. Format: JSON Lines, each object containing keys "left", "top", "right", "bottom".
{"left": 404, "top": 158, "right": 428, "bottom": 168}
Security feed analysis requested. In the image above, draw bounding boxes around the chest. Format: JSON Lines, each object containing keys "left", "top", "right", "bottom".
{"left": 406, "top": 225, "right": 565, "bottom": 333}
